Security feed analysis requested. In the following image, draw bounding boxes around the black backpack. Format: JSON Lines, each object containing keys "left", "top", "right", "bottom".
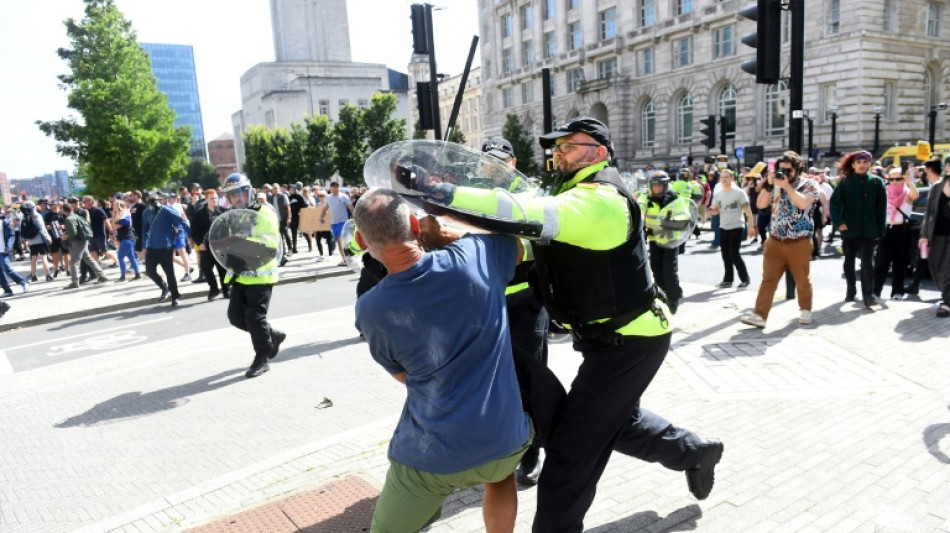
{"left": 20, "top": 215, "right": 40, "bottom": 239}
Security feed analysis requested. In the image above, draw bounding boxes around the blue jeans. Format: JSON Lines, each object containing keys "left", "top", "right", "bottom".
{"left": 711, "top": 214, "right": 721, "bottom": 247}
{"left": 118, "top": 239, "right": 140, "bottom": 277}
{"left": 1, "top": 252, "right": 26, "bottom": 289}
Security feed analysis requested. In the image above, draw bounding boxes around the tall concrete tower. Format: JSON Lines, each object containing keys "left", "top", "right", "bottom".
{"left": 270, "top": 0, "right": 352, "bottom": 62}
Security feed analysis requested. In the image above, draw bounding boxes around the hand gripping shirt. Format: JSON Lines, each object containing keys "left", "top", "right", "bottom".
{"left": 769, "top": 176, "right": 818, "bottom": 240}
{"left": 355, "top": 234, "right": 530, "bottom": 474}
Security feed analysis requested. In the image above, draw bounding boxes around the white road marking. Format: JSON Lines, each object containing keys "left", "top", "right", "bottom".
{"left": 47, "top": 330, "right": 149, "bottom": 357}
{"left": 0, "top": 350, "right": 13, "bottom": 376}
{"left": 6, "top": 317, "right": 172, "bottom": 351}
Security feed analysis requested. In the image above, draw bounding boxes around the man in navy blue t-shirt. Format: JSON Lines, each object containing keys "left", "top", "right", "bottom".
{"left": 354, "top": 189, "right": 531, "bottom": 533}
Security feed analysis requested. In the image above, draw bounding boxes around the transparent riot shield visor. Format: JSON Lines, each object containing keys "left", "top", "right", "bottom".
{"left": 340, "top": 218, "right": 364, "bottom": 274}
{"left": 208, "top": 209, "right": 282, "bottom": 276}
{"left": 653, "top": 200, "right": 700, "bottom": 250}
{"left": 363, "top": 140, "right": 544, "bottom": 238}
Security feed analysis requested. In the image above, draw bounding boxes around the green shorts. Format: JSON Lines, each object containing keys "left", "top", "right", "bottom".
{"left": 371, "top": 423, "right": 534, "bottom": 533}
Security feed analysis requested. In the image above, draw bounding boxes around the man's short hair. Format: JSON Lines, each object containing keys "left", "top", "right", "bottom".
{"left": 776, "top": 151, "right": 805, "bottom": 175}
{"left": 924, "top": 158, "right": 943, "bottom": 175}
{"left": 330, "top": 181, "right": 339, "bottom": 187}
{"left": 353, "top": 189, "right": 413, "bottom": 250}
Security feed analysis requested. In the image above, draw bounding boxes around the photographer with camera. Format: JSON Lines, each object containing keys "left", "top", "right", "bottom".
{"left": 741, "top": 151, "right": 820, "bottom": 328}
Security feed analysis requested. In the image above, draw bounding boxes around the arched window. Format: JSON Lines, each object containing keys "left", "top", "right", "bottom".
{"left": 677, "top": 93, "right": 693, "bottom": 145}
{"left": 765, "top": 81, "right": 788, "bottom": 137}
{"left": 719, "top": 85, "right": 737, "bottom": 140}
{"left": 642, "top": 100, "right": 656, "bottom": 148}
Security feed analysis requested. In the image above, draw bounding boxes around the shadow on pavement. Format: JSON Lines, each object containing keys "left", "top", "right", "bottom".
{"left": 53, "top": 369, "right": 245, "bottom": 428}
{"left": 923, "top": 405, "right": 950, "bottom": 464}
{"left": 46, "top": 300, "right": 179, "bottom": 331}
{"left": 726, "top": 300, "right": 865, "bottom": 343}
{"left": 894, "top": 306, "right": 950, "bottom": 343}
{"left": 586, "top": 503, "right": 702, "bottom": 532}
{"left": 275, "top": 336, "right": 366, "bottom": 364}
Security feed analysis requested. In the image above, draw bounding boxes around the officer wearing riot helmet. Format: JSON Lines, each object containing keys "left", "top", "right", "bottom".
{"left": 217, "top": 173, "right": 287, "bottom": 378}
{"left": 642, "top": 171, "right": 690, "bottom": 313}
{"left": 403, "top": 117, "right": 723, "bottom": 532}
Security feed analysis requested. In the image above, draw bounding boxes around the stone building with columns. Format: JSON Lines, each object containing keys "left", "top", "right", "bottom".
{"left": 476, "top": 0, "right": 950, "bottom": 170}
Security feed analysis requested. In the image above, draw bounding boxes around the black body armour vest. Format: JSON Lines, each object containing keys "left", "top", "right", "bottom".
{"left": 531, "top": 167, "right": 656, "bottom": 330}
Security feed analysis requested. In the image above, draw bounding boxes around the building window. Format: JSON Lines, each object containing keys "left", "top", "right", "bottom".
{"left": 719, "top": 85, "right": 737, "bottom": 139}
{"left": 338, "top": 99, "right": 348, "bottom": 108}
{"left": 521, "top": 4, "right": 533, "bottom": 30}
{"left": 638, "top": 47, "right": 655, "bottom": 76}
{"left": 502, "top": 13, "right": 513, "bottom": 38}
{"left": 883, "top": 0, "right": 896, "bottom": 31}
{"left": 597, "top": 58, "right": 617, "bottom": 79}
{"left": 357, "top": 99, "right": 369, "bottom": 110}
{"left": 319, "top": 99, "right": 330, "bottom": 116}
{"left": 568, "top": 21, "right": 583, "bottom": 51}
{"left": 568, "top": 68, "right": 584, "bottom": 92}
{"left": 676, "top": 0, "right": 693, "bottom": 16}
{"left": 549, "top": 74, "right": 556, "bottom": 97}
{"left": 883, "top": 81, "right": 894, "bottom": 119}
{"left": 820, "top": 84, "right": 837, "bottom": 123}
{"left": 265, "top": 110, "right": 275, "bottom": 128}
{"left": 677, "top": 93, "right": 694, "bottom": 145}
{"left": 522, "top": 40, "right": 535, "bottom": 66}
{"left": 543, "top": 0, "right": 555, "bottom": 20}
{"left": 828, "top": 0, "right": 840, "bottom": 35}
{"left": 765, "top": 81, "right": 789, "bottom": 137}
{"left": 641, "top": 0, "right": 656, "bottom": 27}
{"left": 544, "top": 32, "right": 557, "bottom": 58}
{"left": 600, "top": 8, "right": 617, "bottom": 40}
{"left": 781, "top": 10, "right": 791, "bottom": 44}
{"left": 502, "top": 48, "right": 514, "bottom": 73}
{"left": 713, "top": 25, "right": 735, "bottom": 58}
{"left": 642, "top": 100, "right": 656, "bottom": 148}
{"left": 567, "top": 0, "right": 580, "bottom": 10}
{"left": 503, "top": 87, "right": 514, "bottom": 108}
{"left": 522, "top": 81, "right": 533, "bottom": 104}
{"left": 928, "top": 2, "right": 941, "bottom": 36}
{"left": 484, "top": 60, "right": 492, "bottom": 79}
{"left": 673, "top": 36, "right": 693, "bottom": 67}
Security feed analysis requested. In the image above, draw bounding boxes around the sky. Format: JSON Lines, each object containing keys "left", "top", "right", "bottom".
{"left": 0, "top": 0, "right": 480, "bottom": 180}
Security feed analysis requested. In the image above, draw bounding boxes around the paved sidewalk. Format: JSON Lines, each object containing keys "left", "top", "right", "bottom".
{"left": 67, "top": 281, "right": 950, "bottom": 533}
{"left": 0, "top": 249, "right": 352, "bottom": 332}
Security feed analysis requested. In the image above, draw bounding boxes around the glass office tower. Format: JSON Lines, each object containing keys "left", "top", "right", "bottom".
{"left": 141, "top": 43, "right": 207, "bottom": 160}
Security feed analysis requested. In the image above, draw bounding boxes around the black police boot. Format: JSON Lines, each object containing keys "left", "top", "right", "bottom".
{"left": 686, "top": 439, "right": 724, "bottom": 500}
{"left": 245, "top": 355, "right": 269, "bottom": 378}
{"left": 268, "top": 330, "right": 287, "bottom": 360}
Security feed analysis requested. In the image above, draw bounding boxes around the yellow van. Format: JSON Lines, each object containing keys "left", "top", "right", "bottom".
{"left": 876, "top": 144, "right": 950, "bottom": 168}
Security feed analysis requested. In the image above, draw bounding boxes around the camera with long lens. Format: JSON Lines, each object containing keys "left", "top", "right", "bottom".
{"left": 774, "top": 170, "right": 786, "bottom": 180}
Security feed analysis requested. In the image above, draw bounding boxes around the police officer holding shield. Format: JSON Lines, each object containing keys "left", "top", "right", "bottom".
{"left": 642, "top": 171, "right": 693, "bottom": 313}
{"left": 214, "top": 174, "right": 287, "bottom": 378}
{"left": 400, "top": 117, "right": 723, "bottom": 532}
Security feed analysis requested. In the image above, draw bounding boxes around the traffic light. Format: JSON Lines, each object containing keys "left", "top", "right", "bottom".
{"left": 699, "top": 115, "right": 717, "bottom": 150}
{"left": 411, "top": 4, "right": 429, "bottom": 55}
{"left": 740, "top": 0, "right": 782, "bottom": 84}
{"left": 416, "top": 82, "right": 435, "bottom": 130}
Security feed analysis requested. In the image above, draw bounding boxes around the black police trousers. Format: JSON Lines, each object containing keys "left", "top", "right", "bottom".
{"left": 199, "top": 249, "right": 226, "bottom": 295}
{"left": 145, "top": 247, "right": 179, "bottom": 299}
{"left": 227, "top": 283, "right": 276, "bottom": 359}
{"left": 533, "top": 332, "right": 704, "bottom": 533}
{"left": 649, "top": 242, "right": 682, "bottom": 303}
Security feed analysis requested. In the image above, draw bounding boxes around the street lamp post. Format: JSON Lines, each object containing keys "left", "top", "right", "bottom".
{"left": 824, "top": 105, "right": 840, "bottom": 157}
{"left": 873, "top": 105, "right": 883, "bottom": 156}
{"left": 928, "top": 103, "right": 947, "bottom": 152}
{"left": 805, "top": 111, "right": 814, "bottom": 166}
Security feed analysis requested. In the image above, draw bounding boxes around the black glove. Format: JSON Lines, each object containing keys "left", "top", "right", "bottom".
{"left": 394, "top": 164, "right": 456, "bottom": 204}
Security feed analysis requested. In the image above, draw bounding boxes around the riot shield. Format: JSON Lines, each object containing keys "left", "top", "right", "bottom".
{"left": 208, "top": 209, "right": 282, "bottom": 277}
{"left": 340, "top": 219, "right": 363, "bottom": 273}
{"left": 363, "top": 140, "right": 545, "bottom": 238}
{"left": 651, "top": 199, "right": 700, "bottom": 249}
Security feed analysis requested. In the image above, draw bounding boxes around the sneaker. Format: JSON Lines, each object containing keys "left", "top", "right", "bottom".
{"left": 315, "top": 256, "right": 327, "bottom": 262}
{"left": 96, "top": 275, "right": 108, "bottom": 284}
{"left": 717, "top": 281, "right": 733, "bottom": 288}
{"left": 45, "top": 275, "right": 54, "bottom": 282}
{"left": 159, "top": 288, "right": 170, "bottom": 302}
{"left": 799, "top": 310, "right": 812, "bottom": 324}
{"left": 891, "top": 293, "right": 905, "bottom": 301}
{"left": 686, "top": 439, "right": 724, "bottom": 500}
{"left": 115, "top": 276, "right": 126, "bottom": 283}
{"left": 62, "top": 282, "right": 79, "bottom": 290}
{"left": 864, "top": 296, "right": 882, "bottom": 309}
{"left": 245, "top": 360, "right": 269, "bottom": 378}
{"left": 20, "top": 281, "right": 28, "bottom": 293}
{"left": 1, "top": 292, "right": 13, "bottom": 298}
{"left": 130, "top": 274, "right": 141, "bottom": 281}
{"left": 737, "top": 281, "right": 750, "bottom": 289}
{"left": 0, "top": 300, "right": 9, "bottom": 318}
{"left": 740, "top": 312, "right": 766, "bottom": 328}
{"left": 29, "top": 275, "right": 38, "bottom": 282}
{"left": 337, "top": 261, "right": 347, "bottom": 267}
{"left": 180, "top": 274, "right": 192, "bottom": 282}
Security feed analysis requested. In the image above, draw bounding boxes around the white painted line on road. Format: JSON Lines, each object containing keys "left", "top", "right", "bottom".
{"left": 5, "top": 317, "right": 172, "bottom": 351}
{"left": 0, "top": 350, "right": 13, "bottom": 376}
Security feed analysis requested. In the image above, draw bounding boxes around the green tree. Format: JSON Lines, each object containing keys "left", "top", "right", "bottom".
{"left": 304, "top": 114, "right": 336, "bottom": 181}
{"left": 242, "top": 125, "right": 275, "bottom": 187}
{"left": 283, "top": 123, "right": 310, "bottom": 183}
{"left": 363, "top": 93, "right": 407, "bottom": 152}
{"left": 502, "top": 114, "right": 539, "bottom": 176}
{"left": 333, "top": 105, "right": 366, "bottom": 184}
{"left": 447, "top": 126, "right": 466, "bottom": 145}
{"left": 413, "top": 120, "right": 427, "bottom": 140}
{"left": 37, "top": 0, "right": 189, "bottom": 198}
{"left": 179, "top": 160, "right": 221, "bottom": 190}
